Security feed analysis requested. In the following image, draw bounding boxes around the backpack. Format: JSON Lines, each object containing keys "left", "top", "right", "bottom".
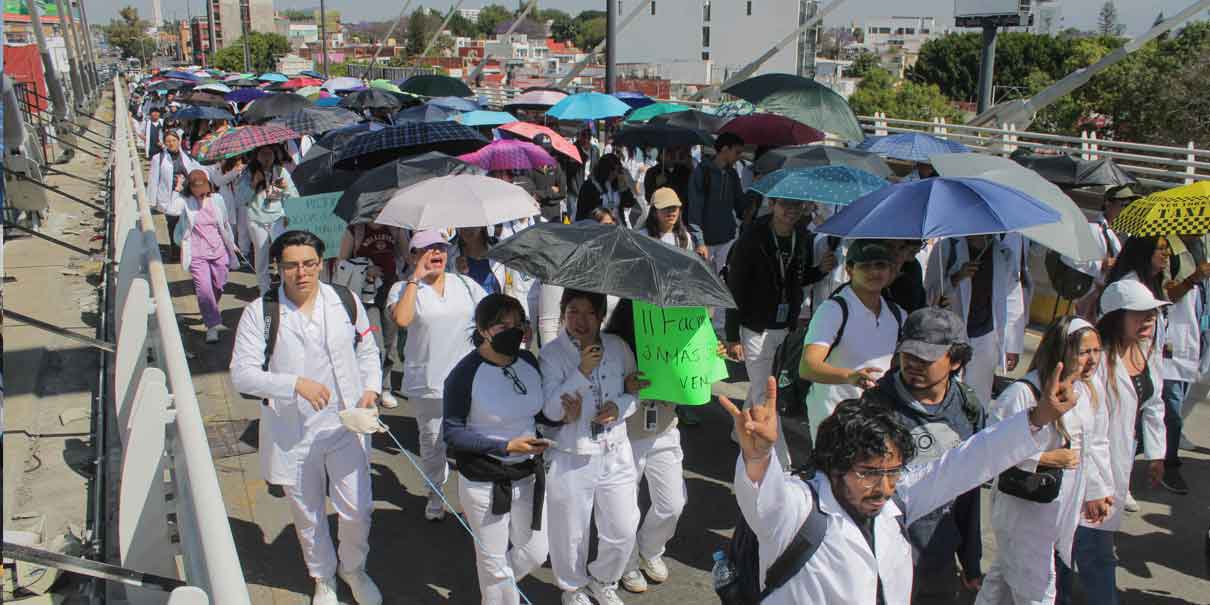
{"left": 239, "top": 285, "right": 362, "bottom": 403}
{"left": 1044, "top": 250, "right": 1094, "bottom": 301}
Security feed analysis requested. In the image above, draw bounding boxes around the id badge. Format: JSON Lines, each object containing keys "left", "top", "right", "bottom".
{"left": 644, "top": 402, "right": 659, "bottom": 431}
{"left": 775, "top": 303, "right": 790, "bottom": 324}
{"left": 1201, "top": 313, "right": 1209, "bottom": 332}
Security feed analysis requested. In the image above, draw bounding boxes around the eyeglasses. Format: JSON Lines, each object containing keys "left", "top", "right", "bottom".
{"left": 851, "top": 466, "right": 905, "bottom": 489}
{"left": 502, "top": 365, "right": 527, "bottom": 395}
{"left": 279, "top": 259, "right": 322, "bottom": 273}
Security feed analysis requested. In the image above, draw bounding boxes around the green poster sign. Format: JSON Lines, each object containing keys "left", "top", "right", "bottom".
{"left": 4, "top": 0, "right": 58, "bottom": 16}
{"left": 282, "top": 193, "right": 347, "bottom": 259}
{"left": 632, "top": 301, "right": 729, "bottom": 406}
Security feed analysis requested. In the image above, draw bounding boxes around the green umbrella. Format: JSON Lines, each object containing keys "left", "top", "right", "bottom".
{"left": 369, "top": 79, "right": 403, "bottom": 94}
{"left": 723, "top": 73, "right": 863, "bottom": 141}
{"left": 625, "top": 102, "right": 689, "bottom": 123}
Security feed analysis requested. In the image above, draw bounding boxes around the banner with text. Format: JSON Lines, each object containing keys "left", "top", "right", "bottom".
{"left": 633, "top": 301, "right": 729, "bottom": 406}
{"left": 283, "top": 192, "right": 346, "bottom": 259}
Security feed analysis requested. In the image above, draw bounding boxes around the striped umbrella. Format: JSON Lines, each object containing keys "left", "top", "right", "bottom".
{"left": 197, "top": 124, "right": 302, "bottom": 163}
{"left": 332, "top": 121, "right": 489, "bottom": 170}
{"left": 271, "top": 106, "right": 361, "bottom": 135}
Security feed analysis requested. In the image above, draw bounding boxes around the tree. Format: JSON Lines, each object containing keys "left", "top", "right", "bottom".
{"left": 847, "top": 51, "right": 880, "bottom": 78}
{"left": 575, "top": 16, "right": 606, "bottom": 51}
{"left": 1097, "top": 2, "right": 1125, "bottom": 37}
{"left": 543, "top": 9, "right": 577, "bottom": 42}
{"left": 406, "top": 8, "right": 441, "bottom": 57}
{"left": 280, "top": 9, "right": 312, "bottom": 22}
{"left": 447, "top": 12, "right": 478, "bottom": 37}
{"left": 848, "top": 68, "right": 963, "bottom": 122}
{"left": 101, "top": 5, "right": 156, "bottom": 60}
{"left": 477, "top": 4, "right": 512, "bottom": 38}
{"left": 212, "top": 32, "right": 291, "bottom": 73}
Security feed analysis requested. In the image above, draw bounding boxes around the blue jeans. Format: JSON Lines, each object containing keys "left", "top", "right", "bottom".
{"left": 1162, "top": 380, "right": 1188, "bottom": 464}
{"left": 1056, "top": 526, "right": 1118, "bottom": 605}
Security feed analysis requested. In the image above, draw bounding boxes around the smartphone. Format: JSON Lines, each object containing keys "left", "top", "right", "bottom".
{"left": 533, "top": 438, "right": 557, "bottom": 449}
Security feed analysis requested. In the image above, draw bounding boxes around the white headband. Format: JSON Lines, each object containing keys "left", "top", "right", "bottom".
{"left": 1066, "top": 317, "right": 1095, "bottom": 336}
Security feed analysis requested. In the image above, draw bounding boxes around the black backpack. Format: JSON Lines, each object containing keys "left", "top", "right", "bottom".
{"left": 1044, "top": 249, "right": 1094, "bottom": 301}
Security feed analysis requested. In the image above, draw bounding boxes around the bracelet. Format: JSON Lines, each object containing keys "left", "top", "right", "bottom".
{"left": 405, "top": 279, "right": 419, "bottom": 287}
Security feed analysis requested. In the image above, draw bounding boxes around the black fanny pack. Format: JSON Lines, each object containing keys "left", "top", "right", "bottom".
{"left": 997, "top": 464, "right": 1063, "bottom": 503}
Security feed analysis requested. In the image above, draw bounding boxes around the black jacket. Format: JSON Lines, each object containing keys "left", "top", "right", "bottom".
{"left": 643, "top": 162, "right": 691, "bottom": 204}
{"left": 531, "top": 163, "right": 567, "bottom": 207}
{"left": 723, "top": 216, "right": 825, "bottom": 342}
{"left": 575, "top": 178, "right": 637, "bottom": 222}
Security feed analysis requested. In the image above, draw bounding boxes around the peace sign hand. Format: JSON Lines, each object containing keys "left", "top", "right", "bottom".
{"left": 1030, "top": 362, "right": 1079, "bottom": 428}
{"left": 718, "top": 377, "right": 779, "bottom": 469}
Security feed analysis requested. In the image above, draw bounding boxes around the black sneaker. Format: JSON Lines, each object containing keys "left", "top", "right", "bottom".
{"left": 1160, "top": 465, "right": 1190, "bottom": 495}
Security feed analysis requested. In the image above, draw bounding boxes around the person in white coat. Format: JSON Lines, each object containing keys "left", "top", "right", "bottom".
{"left": 229, "top": 230, "right": 383, "bottom": 605}
{"left": 147, "top": 130, "right": 203, "bottom": 261}
{"left": 721, "top": 359, "right": 1079, "bottom": 605}
{"left": 977, "top": 316, "right": 1113, "bottom": 605}
{"left": 939, "top": 233, "right": 1029, "bottom": 405}
{"left": 1156, "top": 235, "right": 1207, "bottom": 494}
{"left": 540, "top": 289, "right": 648, "bottom": 605}
{"left": 160, "top": 170, "right": 240, "bottom": 343}
{"left": 140, "top": 106, "right": 164, "bottom": 158}
{"left": 1067, "top": 186, "right": 1136, "bottom": 319}
{"left": 1056, "top": 280, "right": 1168, "bottom": 605}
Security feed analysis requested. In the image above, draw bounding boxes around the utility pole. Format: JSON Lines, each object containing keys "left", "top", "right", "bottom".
{"left": 556, "top": 0, "right": 651, "bottom": 89}
{"left": 605, "top": 0, "right": 616, "bottom": 93}
{"left": 320, "top": 0, "right": 329, "bottom": 77}
{"left": 52, "top": 0, "right": 87, "bottom": 108}
{"left": 419, "top": 0, "right": 465, "bottom": 61}
{"left": 206, "top": 0, "right": 217, "bottom": 67}
{"left": 976, "top": 24, "right": 997, "bottom": 114}
{"left": 25, "top": 0, "right": 71, "bottom": 122}
{"left": 75, "top": 0, "right": 101, "bottom": 86}
{"left": 367, "top": 0, "right": 414, "bottom": 75}
{"left": 69, "top": 0, "right": 97, "bottom": 93}
{"left": 240, "top": 0, "right": 252, "bottom": 72}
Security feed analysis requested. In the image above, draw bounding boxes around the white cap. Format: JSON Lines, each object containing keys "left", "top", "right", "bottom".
{"left": 1100, "top": 279, "right": 1171, "bottom": 314}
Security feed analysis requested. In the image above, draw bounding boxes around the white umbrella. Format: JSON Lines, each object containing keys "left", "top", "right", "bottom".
{"left": 930, "top": 153, "right": 1102, "bottom": 262}
{"left": 322, "top": 76, "right": 363, "bottom": 93}
{"left": 195, "top": 82, "right": 232, "bottom": 94}
{"left": 375, "top": 174, "right": 540, "bottom": 230}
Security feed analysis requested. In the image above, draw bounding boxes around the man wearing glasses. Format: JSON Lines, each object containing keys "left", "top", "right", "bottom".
{"left": 231, "top": 230, "right": 384, "bottom": 605}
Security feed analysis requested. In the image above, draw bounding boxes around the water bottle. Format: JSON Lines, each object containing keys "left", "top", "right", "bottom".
{"left": 711, "top": 549, "right": 736, "bottom": 591}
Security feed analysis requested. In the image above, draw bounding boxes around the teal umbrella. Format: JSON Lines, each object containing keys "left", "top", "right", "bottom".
{"left": 749, "top": 166, "right": 889, "bottom": 206}
{"left": 546, "top": 92, "right": 631, "bottom": 121}
{"left": 257, "top": 72, "right": 289, "bottom": 83}
{"left": 454, "top": 110, "right": 518, "bottom": 127}
{"left": 723, "top": 73, "right": 863, "bottom": 141}
{"left": 625, "top": 102, "right": 689, "bottom": 123}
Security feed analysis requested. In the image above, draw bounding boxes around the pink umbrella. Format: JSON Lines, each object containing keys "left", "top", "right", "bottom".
{"left": 717, "top": 113, "right": 825, "bottom": 147}
{"left": 459, "top": 139, "right": 556, "bottom": 172}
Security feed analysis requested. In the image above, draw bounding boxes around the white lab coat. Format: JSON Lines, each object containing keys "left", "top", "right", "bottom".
{"left": 1163, "top": 241, "right": 1205, "bottom": 382}
{"left": 146, "top": 149, "right": 203, "bottom": 211}
{"left": 540, "top": 330, "right": 639, "bottom": 455}
{"left": 229, "top": 283, "right": 382, "bottom": 486}
{"left": 939, "top": 235, "right": 1029, "bottom": 364}
{"left": 140, "top": 117, "right": 163, "bottom": 154}
{"left": 736, "top": 411, "right": 1055, "bottom": 605}
{"left": 161, "top": 191, "right": 240, "bottom": 273}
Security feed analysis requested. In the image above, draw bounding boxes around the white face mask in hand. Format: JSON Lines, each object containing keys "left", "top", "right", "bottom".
{"left": 339, "top": 407, "right": 386, "bottom": 434}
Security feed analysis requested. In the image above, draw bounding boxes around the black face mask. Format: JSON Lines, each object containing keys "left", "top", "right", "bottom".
{"left": 490, "top": 327, "right": 525, "bottom": 357}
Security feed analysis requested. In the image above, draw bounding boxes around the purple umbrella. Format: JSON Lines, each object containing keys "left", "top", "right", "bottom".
{"left": 458, "top": 139, "right": 555, "bottom": 172}
{"left": 226, "top": 88, "right": 267, "bottom": 104}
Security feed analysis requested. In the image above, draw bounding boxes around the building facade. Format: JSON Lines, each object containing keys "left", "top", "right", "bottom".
{"left": 861, "top": 16, "right": 938, "bottom": 57}
{"left": 207, "top": 0, "right": 274, "bottom": 50}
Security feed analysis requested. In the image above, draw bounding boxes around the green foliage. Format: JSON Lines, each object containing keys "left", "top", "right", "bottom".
{"left": 575, "top": 16, "right": 606, "bottom": 51}
{"left": 545, "top": 9, "right": 577, "bottom": 43}
{"left": 101, "top": 5, "right": 156, "bottom": 60}
{"left": 477, "top": 4, "right": 513, "bottom": 37}
{"left": 846, "top": 51, "right": 880, "bottom": 79}
{"left": 447, "top": 12, "right": 478, "bottom": 37}
{"left": 1098, "top": 2, "right": 1125, "bottom": 36}
{"left": 908, "top": 32, "right": 1096, "bottom": 103}
{"left": 212, "top": 32, "right": 291, "bottom": 73}
{"left": 406, "top": 8, "right": 438, "bottom": 56}
{"left": 848, "top": 68, "right": 963, "bottom": 122}
{"left": 280, "top": 9, "right": 312, "bottom": 22}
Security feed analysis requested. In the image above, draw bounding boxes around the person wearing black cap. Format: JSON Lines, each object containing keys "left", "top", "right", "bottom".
{"left": 531, "top": 134, "right": 570, "bottom": 222}
{"left": 864, "top": 308, "right": 986, "bottom": 603}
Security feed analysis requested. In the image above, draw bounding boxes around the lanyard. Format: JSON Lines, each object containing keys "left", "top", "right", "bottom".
{"left": 771, "top": 229, "right": 796, "bottom": 282}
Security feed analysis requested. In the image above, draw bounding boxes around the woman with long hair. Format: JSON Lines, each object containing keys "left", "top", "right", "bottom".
{"left": 576, "top": 153, "right": 638, "bottom": 226}
{"left": 1103, "top": 236, "right": 1169, "bottom": 305}
{"left": 977, "top": 315, "right": 1111, "bottom": 605}
{"left": 146, "top": 129, "right": 202, "bottom": 261}
{"left": 642, "top": 187, "right": 708, "bottom": 260}
{"left": 238, "top": 143, "right": 298, "bottom": 294}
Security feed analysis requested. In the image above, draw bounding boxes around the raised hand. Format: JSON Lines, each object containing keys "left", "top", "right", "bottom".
{"left": 718, "top": 376, "right": 779, "bottom": 480}
{"left": 1031, "top": 362, "right": 1078, "bottom": 427}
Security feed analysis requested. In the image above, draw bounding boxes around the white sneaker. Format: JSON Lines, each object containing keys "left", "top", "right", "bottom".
{"left": 1124, "top": 491, "right": 1140, "bottom": 513}
{"left": 620, "top": 570, "right": 648, "bottom": 593}
{"left": 312, "top": 576, "right": 338, "bottom": 605}
{"left": 424, "top": 492, "right": 446, "bottom": 521}
{"left": 338, "top": 568, "right": 383, "bottom": 605}
{"left": 205, "top": 327, "right": 220, "bottom": 344}
{"left": 640, "top": 555, "right": 669, "bottom": 583}
{"left": 587, "top": 578, "right": 625, "bottom": 605}
{"left": 1180, "top": 434, "right": 1196, "bottom": 450}
{"left": 561, "top": 589, "right": 593, "bottom": 605}
{"left": 379, "top": 390, "right": 398, "bottom": 409}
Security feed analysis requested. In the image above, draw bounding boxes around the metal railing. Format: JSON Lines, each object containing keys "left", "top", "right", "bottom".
{"left": 108, "top": 76, "right": 251, "bottom": 604}
{"left": 346, "top": 63, "right": 440, "bottom": 82}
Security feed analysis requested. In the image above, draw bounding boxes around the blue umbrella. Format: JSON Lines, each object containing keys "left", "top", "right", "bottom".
{"left": 315, "top": 96, "right": 342, "bottom": 107}
{"left": 161, "top": 70, "right": 200, "bottom": 81}
{"left": 428, "top": 96, "right": 480, "bottom": 112}
{"left": 332, "top": 121, "right": 489, "bottom": 170}
{"left": 170, "top": 105, "right": 235, "bottom": 122}
{"left": 454, "top": 110, "right": 518, "bottom": 127}
{"left": 614, "top": 91, "right": 654, "bottom": 109}
{"left": 300, "top": 70, "right": 325, "bottom": 79}
{"left": 225, "top": 88, "right": 266, "bottom": 104}
{"left": 546, "top": 92, "right": 632, "bottom": 121}
{"left": 750, "top": 166, "right": 889, "bottom": 206}
{"left": 814, "top": 177, "right": 1061, "bottom": 240}
{"left": 258, "top": 72, "right": 289, "bottom": 83}
{"left": 857, "top": 133, "right": 970, "bottom": 163}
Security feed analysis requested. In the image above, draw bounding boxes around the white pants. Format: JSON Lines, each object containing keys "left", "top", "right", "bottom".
{"left": 627, "top": 429, "right": 686, "bottom": 567}
{"left": 411, "top": 397, "right": 448, "bottom": 495}
{"left": 459, "top": 475, "right": 549, "bottom": 605}
{"left": 285, "top": 430, "right": 372, "bottom": 579}
{"left": 741, "top": 327, "right": 792, "bottom": 467}
{"left": 975, "top": 563, "right": 1057, "bottom": 605}
{"left": 964, "top": 331, "right": 999, "bottom": 406}
{"left": 546, "top": 443, "right": 640, "bottom": 591}
{"left": 249, "top": 217, "right": 286, "bottom": 295}
{"left": 707, "top": 240, "right": 735, "bottom": 334}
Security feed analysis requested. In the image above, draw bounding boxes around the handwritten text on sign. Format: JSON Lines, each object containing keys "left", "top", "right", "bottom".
{"left": 282, "top": 192, "right": 347, "bottom": 259}
{"left": 633, "top": 301, "right": 729, "bottom": 406}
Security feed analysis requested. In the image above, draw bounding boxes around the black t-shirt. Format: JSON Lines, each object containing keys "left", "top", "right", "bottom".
{"left": 1131, "top": 361, "right": 1154, "bottom": 404}
{"left": 967, "top": 251, "right": 995, "bottom": 338}
{"left": 886, "top": 258, "right": 927, "bottom": 313}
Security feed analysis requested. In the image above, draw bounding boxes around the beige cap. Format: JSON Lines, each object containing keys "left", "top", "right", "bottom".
{"left": 651, "top": 187, "right": 682, "bottom": 209}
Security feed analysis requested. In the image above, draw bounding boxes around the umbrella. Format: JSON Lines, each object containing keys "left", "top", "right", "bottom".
{"left": 196, "top": 124, "right": 302, "bottom": 163}
{"left": 369, "top": 79, "right": 403, "bottom": 93}
{"left": 458, "top": 139, "right": 556, "bottom": 172}
{"left": 1010, "top": 151, "right": 1138, "bottom": 189}
{"left": 1112, "top": 181, "right": 1210, "bottom": 237}
{"left": 497, "top": 122, "right": 582, "bottom": 163}
{"left": 614, "top": 91, "right": 654, "bottom": 109}
{"left": 375, "top": 174, "right": 540, "bottom": 230}
{"left": 339, "top": 89, "right": 404, "bottom": 112}
{"left": 297, "top": 86, "right": 324, "bottom": 98}
{"left": 242, "top": 93, "right": 312, "bottom": 123}
{"left": 546, "top": 92, "right": 632, "bottom": 121}
{"left": 292, "top": 145, "right": 362, "bottom": 196}
{"left": 503, "top": 89, "right": 568, "bottom": 110}
{"left": 429, "top": 96, "right": 480, "bottom": 112}
{"left": 170, "top": 105, "right": 234, "bottom": 122}
{"left": 454, "top": 110, "right": 518, "bottom": 127}
{"left": 334, "top": 152, "right": 484, "bottom": 224}
{"left": 258, "top": 72, "right": 288, "bottom": 82}
{"left": 194, "top": 82, "right": 232, "bottom": 94}
{"left": 180, "top": 90, "right": 230, "bottom": 107}
{"left": 857, "top": 133, "right": 970, "bottom": 162}
{"left": 814, "top": 177, "right": 1062, "bottom": 240}
{"left": 625, "top": 102, "right": 690, "bottom": 123}
{"left": 717, "top": 113, "right": 825, "bottom": 147}
{"left": 162, "top": 70, "right": 201, "bottom": 81}
{"left": 395, "top": 104, "right": 459, "bottom": 123}
{"left": 314, "top": 123, "right": 373, "bottom": 152}
{"left": 650, "top": 109, "right": 731, "bottom": 133}
{"left": 276, "top": 76, "right": 324, "bottom": 90}
{"left": 723, "top": 73, "right": 864, "bottom": 141}
{"left": 148, "top": 79, "right": 191, "bottom": 91}
{"left": 399, "top": 74, "right": 473, "bottom": 98}
{"left": 610, "top": 124, "right": 713, "bottom": 149}
{"left": 271, "top": 106, "right": 361, "bottom": 135}
{"left": 749, "top": 166, "right": 889, "bottom": 206}
{"left": 315, "top": 97, "right": 342, "bottom": 107}
{"left": 225, "top": 88, "right": 267, "bottom": 104}
{"left": 931, "top": 153, "right": 1102, "bottom": 262}
{"left": 487, "top": 222, "right": 736, "bottom": 308}
{"left": 332, "top": 121, "right": 489, "bottom": 170}
{"left": 322, "top": 76, "right": 363, "bottom": 93}
{"left": 226, "top": 78, "right": 261, "bottom": 88}
{"left": 754, "top": 145, "right": 892, "bottom": 178}
{"left": 300, "top": 70, "right": 325, "bottom": 79}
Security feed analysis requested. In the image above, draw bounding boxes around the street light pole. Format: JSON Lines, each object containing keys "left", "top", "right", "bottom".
{"left": 605, "top": 0, "right": 616, "bottom": 93}
{"left": 319, "top": 0, "right": 329, "bottom": 77}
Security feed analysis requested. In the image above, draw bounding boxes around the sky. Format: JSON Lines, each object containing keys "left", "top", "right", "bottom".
{"left": 93, "top": 0, "right": 1204, "bottom": 37}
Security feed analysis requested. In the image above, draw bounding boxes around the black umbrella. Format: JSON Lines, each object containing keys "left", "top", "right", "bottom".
{"left": 394, "top": 103, "right": 459, "bottom": 123}
{"left": 753, "top": 145, "right": 893, "bottom": 178}
{"left": 650, "top": 109, "right": 731, "bottom": 133}
{"left": 313, "top": 123, "right": 373, "bottom": 152}
{"left": 332, "top": 122, "right": 489, "bottom": 170}
{"left": 149, "top": 79, "right": 192, "bottom": 91}
{"left": 179, "top": 90, "right": 230, "bottom": 107}
{"left": 292, "top": 144, "right": 363, "bottom": 196}
{"left": 398, "top": 74, "right": 473, "bottom": 98}
{"left": 338, "top": 88, "right": 404, "bottom": 112}
{"left": 611, "top": 124, "right": 714, "bottom": 149}
{"left": 1010, "top": 151, "right": 1138, "bottom": 189}
{"left": 242, "top": 93, "right": 313, "bottom": 124}
{"left": 227, "top": 78, "right": 260, "bottom": 88}
{"left": 333, "top": 152, "right": 485, "bottom": 224}
{"left": 487, "top": 222, "right": 736, "bottom": 308}
{"left": 271, "top": 106, "right": 360, "bottom": 135}
{"left": 170, "top": 105, "right": 234, "bottom": 122}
